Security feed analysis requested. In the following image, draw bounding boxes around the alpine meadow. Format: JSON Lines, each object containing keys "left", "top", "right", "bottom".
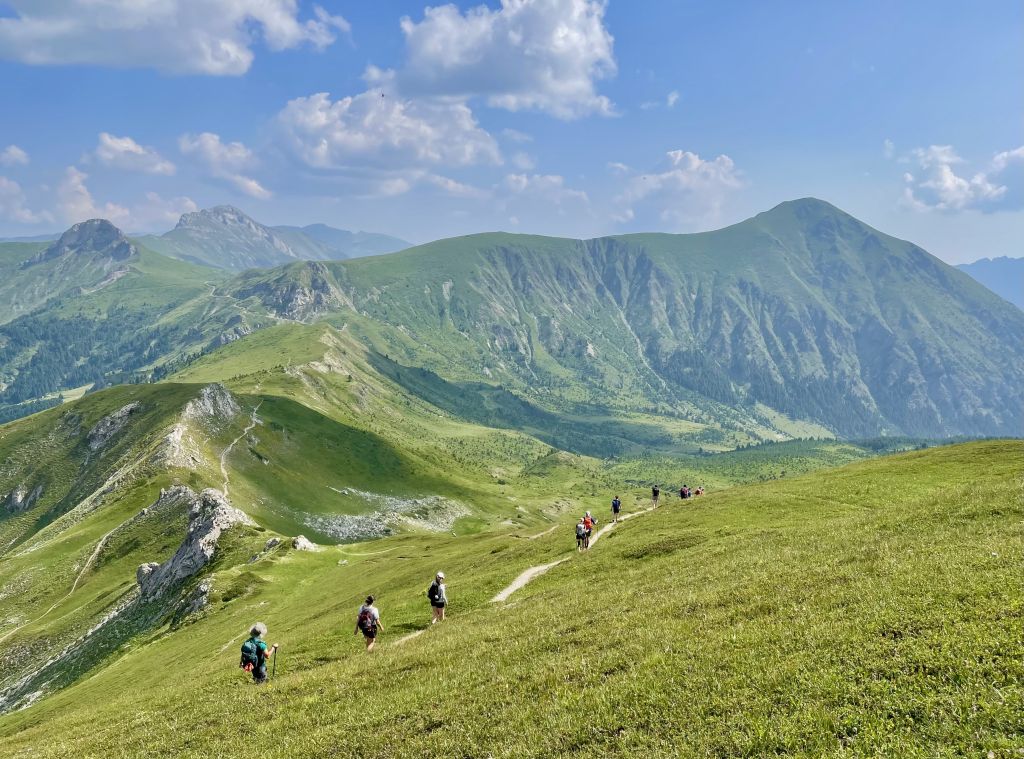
{"left": 0, "top": 2, "right": 1021, "bottom": 757}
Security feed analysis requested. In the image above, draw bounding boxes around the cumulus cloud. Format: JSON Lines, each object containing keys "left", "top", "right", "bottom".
{"left": 179, "top": 132, "right": 271, "bottom": 199}
{"left": 0, "top": 145, "right": 29, "bottom": 167}
{"left": 901, "top": 144, "right": 1021, "bottom": 212}
{"left": 55, "top": 166, "right": 195, "bottom": 229}
{"left": 276, "top": 90, "right": 501, "bottom": 170}
{"left": 90, "top": 133, "right": 175, "bottom": 175}
{"left": 614, "top": 150, "right": 745, "bottom": 228}
{"left": 502, "top": 173, "right": 589, "bottom": 205}
{"left": 0, "top": 176, "right": 51, "bottom": 223}
{"left": 0, "top": 1, "right": 348, "bottom": 76}
{"left": 384, "top": 0, "right": 616, "bottom": 119}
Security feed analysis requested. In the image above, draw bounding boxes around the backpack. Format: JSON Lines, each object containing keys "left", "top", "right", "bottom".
{"left": 357, "top": 607, "right": 377, "bottom": 635}
{"left": 575, "top": 523, "right": 586, "bottom": 538}
{"left": 239, "top": 637, "right": 260, "bottom": 671}
{"left": 427, "top": 582, "right": 439, "bottom": 603}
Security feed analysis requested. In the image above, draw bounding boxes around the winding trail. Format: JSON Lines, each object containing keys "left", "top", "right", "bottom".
{"left": 394, "top": 629, "right": 427, "bottom": 646}
{"left": 220, "top": 403, "right": 262, "bottom": 498}
{"left": 490, "top": 505, "right": 657, "bottom": 604}
{"left": 0, "top": 518, "right": 125, "bottom": 645}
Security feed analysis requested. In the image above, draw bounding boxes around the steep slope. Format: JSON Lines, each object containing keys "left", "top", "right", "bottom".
{"left": 228, "top": 199, "right": 1024, "bottom": 438}
{"left": 0, "top": 220, "right": 137, "bottom": 324}
{"left": 139, "top": 206, "right": 310, "bottom": 270}
{"left": 958, "top": 255, "right": 1024, "bottom": 309}
{"left": 0, "top": 440, "right": 1018, "bottom": 756}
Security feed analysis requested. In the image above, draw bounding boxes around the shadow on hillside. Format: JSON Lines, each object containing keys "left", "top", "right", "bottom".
{"left": 367, "top": 352, "right": 677, "bottom": 459}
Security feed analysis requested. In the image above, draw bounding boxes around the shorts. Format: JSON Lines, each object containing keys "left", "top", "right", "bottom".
{"left": 612, "top": 505, "right": 620, "bottom": 514}
{"left": 431, "top": 601, "right": 446, "bottom": 609}
{"left": 362, "top": 628, "right": 378, "bottom": 640}
{"left": 253, "top": 664, "right": 267, "bottom": 684}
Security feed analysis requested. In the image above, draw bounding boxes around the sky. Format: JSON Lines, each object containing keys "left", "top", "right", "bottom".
{"left": 0, "top": 0, "right": 1020, "bottom": 264}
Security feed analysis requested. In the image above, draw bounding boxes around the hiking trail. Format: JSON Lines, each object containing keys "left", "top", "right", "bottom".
{"left": 220, "top": 402, "right": 262, "bottom": 498}
{"left": 490, "top": 505, "right": 656, "bottom": 604}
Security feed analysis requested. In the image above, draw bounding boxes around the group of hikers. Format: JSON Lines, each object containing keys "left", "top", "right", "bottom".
{"left": 241, "top": 483, "right": 707, "bottom": 682}
{"left": 650, "top": 483, "right": 704, "bottom": 507}
{"left": 240, "top": 572, "right": 448, "bottom": 681}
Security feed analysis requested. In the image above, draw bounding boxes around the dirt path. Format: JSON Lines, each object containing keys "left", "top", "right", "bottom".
{"left": 220, "top": 402, "right": 262, "bottom": 498}
{"left": 0, "top": 519, "right": 124, "bottom": 645}
{"left": 489, "top": 506, "right": 658, "bottom": 605}
{"left": 394, "top": 629, "right": 427, "bottom": 646}
{"left": 524, "top": 525, "right": 558, "bottom": 540}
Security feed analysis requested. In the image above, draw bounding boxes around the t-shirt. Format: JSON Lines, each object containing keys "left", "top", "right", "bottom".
{"left": 612, "top": 499, "right": 621, "bottom": 510}
{"left": 358, "top": 604, "right": 380, "bottom": 622}
{"left": 576, "top": 523, "right": 586, "bottom": 536}
{"left": 583, "top": 516, "right": 594, "bottom": 530}
{"left": 652, "top": 487, "right": 660, "bottom": 497}
{"left": 254, "top": 639, "right": 270, "bottom": 665}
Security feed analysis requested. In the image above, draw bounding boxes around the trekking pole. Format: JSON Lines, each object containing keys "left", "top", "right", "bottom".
{"left": 272, "top": 647, "right": 278, "bottom": 679}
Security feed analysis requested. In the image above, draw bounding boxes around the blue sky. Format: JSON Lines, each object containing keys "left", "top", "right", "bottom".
{"left": 0, "top": 0, "right": 1020, "bottom": 264}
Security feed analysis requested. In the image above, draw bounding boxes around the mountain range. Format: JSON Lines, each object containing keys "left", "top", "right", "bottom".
{"left": 957, "top": 255, "right": 1024, "bottom": 309}
{"left": 0, "top": 198, "right": 1021, "bottom": 442}
{"left": 137, "top": 206, "right": 409, "bottom": 270}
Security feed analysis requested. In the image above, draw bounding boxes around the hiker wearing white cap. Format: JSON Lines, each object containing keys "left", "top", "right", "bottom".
{"left": 427, "top": 572, "right": 448, "bottom": 624}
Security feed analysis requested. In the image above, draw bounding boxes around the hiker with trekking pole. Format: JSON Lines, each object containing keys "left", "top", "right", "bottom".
{"left": 239, "top": 622, "right": 279, "bottom": 684}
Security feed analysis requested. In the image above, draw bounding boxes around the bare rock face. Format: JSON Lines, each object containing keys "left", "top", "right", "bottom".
{"left": 87, "top": 402, "right": 141, "bottom": 451}
{"left": 292, "top": 535, "right": 318, "bottom": 552}
{"left": 137, "top": 487, "right": 254, "bottom": 598}
{"left": 3, "top": 483, "right": 43, "bottom": 514}
{"left": 183, "top": 383, "right": 240, "bottom": 425}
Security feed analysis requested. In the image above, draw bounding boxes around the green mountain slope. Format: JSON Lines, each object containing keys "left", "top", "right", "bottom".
{"left": 229, "top": 199, "right": 1024, "bottom": 438}
{"left": 0, "top": 440, "right": 1019, "bottom": 756}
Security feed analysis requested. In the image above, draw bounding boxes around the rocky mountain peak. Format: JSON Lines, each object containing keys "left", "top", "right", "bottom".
{"left": 22, "top": 218, "right": 137, "bottom": 268}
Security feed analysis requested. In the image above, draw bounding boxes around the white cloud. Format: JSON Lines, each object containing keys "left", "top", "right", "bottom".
{"left": 387, "top": 0, "right": 616, "bottom": 119}
{"left": 614, "top": 150, "right": 745, "bottom": 228}
{"left": 425, "top": 174, "right": 488, "bottom": 199}
{"left": 501, "top": 128, "right": 533, "bottom": 144}
{"left": 0, "top": 176, "right": 51, "bottom": 223}
{"left": 0, "top": 1, "right": 348, "bottom": 76}
{"left": 501, "top": 173, "right": 589, "bottom": 205}
{"left": 276, "top": 90, "right": 501, "bottom": 170}
{"left": 511, "top": 152, "right": 536, "bottom": 170}
{"left": 607, "top": 161, "right": 631, "bottom": 175}
{"left": 901, "top": 144, "right": 1012, "bottom": 212}
{"left": 90, "top": 133, "right": 175, "bottom": 175}
{"left": 179, "top": 132, "right": 271, "bottom": 199}
{"left": 666, "top": 90, "right": 680, "bottom": 108}
{"left": 883, "top": 138, "right": 895, "bottom": 159}
{"left": 55, "top": 166, "right": 195, "bottom": 229}
{"left": 0, "top": 145, "right": 29, "bottom": 167}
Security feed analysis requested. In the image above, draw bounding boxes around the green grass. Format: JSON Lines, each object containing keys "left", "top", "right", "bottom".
{"left": 0, "top": 440, "right": 1019, "bottom": 757}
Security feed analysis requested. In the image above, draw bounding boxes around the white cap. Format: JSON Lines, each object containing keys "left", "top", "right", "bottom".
{"left": 436, "top": 571, "right": 445, "bottom": 579}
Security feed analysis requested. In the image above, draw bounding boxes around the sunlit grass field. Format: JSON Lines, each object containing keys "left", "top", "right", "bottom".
{"left": 2, "top": 440, "right": 1019, "bottom": 757}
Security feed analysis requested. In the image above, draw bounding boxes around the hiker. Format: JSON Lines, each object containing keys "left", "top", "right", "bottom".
{"left": 428, "top": 572, "right": 448, "bottom": 624}
{"left": 652, "top": 485, "right": 660, "bottom": 508}
{"left": 354, "top": 595, "right": 383, "bottom": 652}
{"left": 239, "top": 622, "right": 278, "bottom": 684}
{"left": 576, "top": 518, "right": 587, "bottom": 551}
{"left": 696, "top": 486, "right": 705, "bottom": 496}
{"left": 583, "top": 511, "right": 597, "bottom": 549}
{"left": 611, "top": 495, "right": 621, "bottom": 523}
{"left": 681, "top": 485, "right": 690, "bottom": 499}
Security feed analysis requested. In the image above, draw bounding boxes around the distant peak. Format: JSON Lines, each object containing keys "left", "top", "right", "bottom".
{"left": 23, "top": 218, "right": 136, "bottom": 268}
{"left": 175, "top": 205, "right": 255, "bottom": 229}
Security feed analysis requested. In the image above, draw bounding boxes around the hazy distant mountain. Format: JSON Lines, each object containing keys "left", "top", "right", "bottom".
{"left": 136, "top": 205, "right": 409, "bottom": 271}
{"left": 0, "top": 233, "right": 60, "bottom": 243}
{"left": 957, "top": 256, "right": 1023, "bottom": 310}
{"left": 0, "top": 219, "right": 140, "bottom": 324}
{"left": 274, "top": 223, "right": 409, "bottom": 259}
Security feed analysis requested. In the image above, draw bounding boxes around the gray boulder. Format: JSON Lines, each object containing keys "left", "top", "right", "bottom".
{"left": 87, "top": 402, "right": 141, "bottom": 451}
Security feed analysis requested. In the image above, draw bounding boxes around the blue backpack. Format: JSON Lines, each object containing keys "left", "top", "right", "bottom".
{"left": 240, "top": 637, "right": 261, "bottom": 670}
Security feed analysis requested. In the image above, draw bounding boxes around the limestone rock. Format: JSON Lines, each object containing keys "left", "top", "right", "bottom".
{"left": 292, "top": 535, "right": 318, "bottom": 552}
{"left": 87, "top": 402, "right": 141, "bottom": 451}
{"left": 137, "top": 487, "right": 254, "bottom": 598}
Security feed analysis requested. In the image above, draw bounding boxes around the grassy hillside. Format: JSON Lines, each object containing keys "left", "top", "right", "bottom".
{"left": 0, "top": 440, "right": 1018, "bottom": 757}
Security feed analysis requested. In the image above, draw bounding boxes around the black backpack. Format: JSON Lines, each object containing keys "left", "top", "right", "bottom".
{"left": 427, "top": 582, "right": 440, "bottom": 603}
{"left": 239, "top": 637, "right": 260, "bottom": 670}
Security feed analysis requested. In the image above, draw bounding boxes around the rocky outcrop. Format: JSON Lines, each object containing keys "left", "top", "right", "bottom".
{"left": 292, "top": 535, "right": 318, "bottom": 552}
{"left": 183, "top": 383, "right": 240, "bottom": 425}
{"left": 87, "top": 402, "right": 141, "bottom": 451}
{"left": 3, "top": 483, "right": 43, "bottom": 514}
{"left": 136, "top": 487, "right": 254, "bottom": 599}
